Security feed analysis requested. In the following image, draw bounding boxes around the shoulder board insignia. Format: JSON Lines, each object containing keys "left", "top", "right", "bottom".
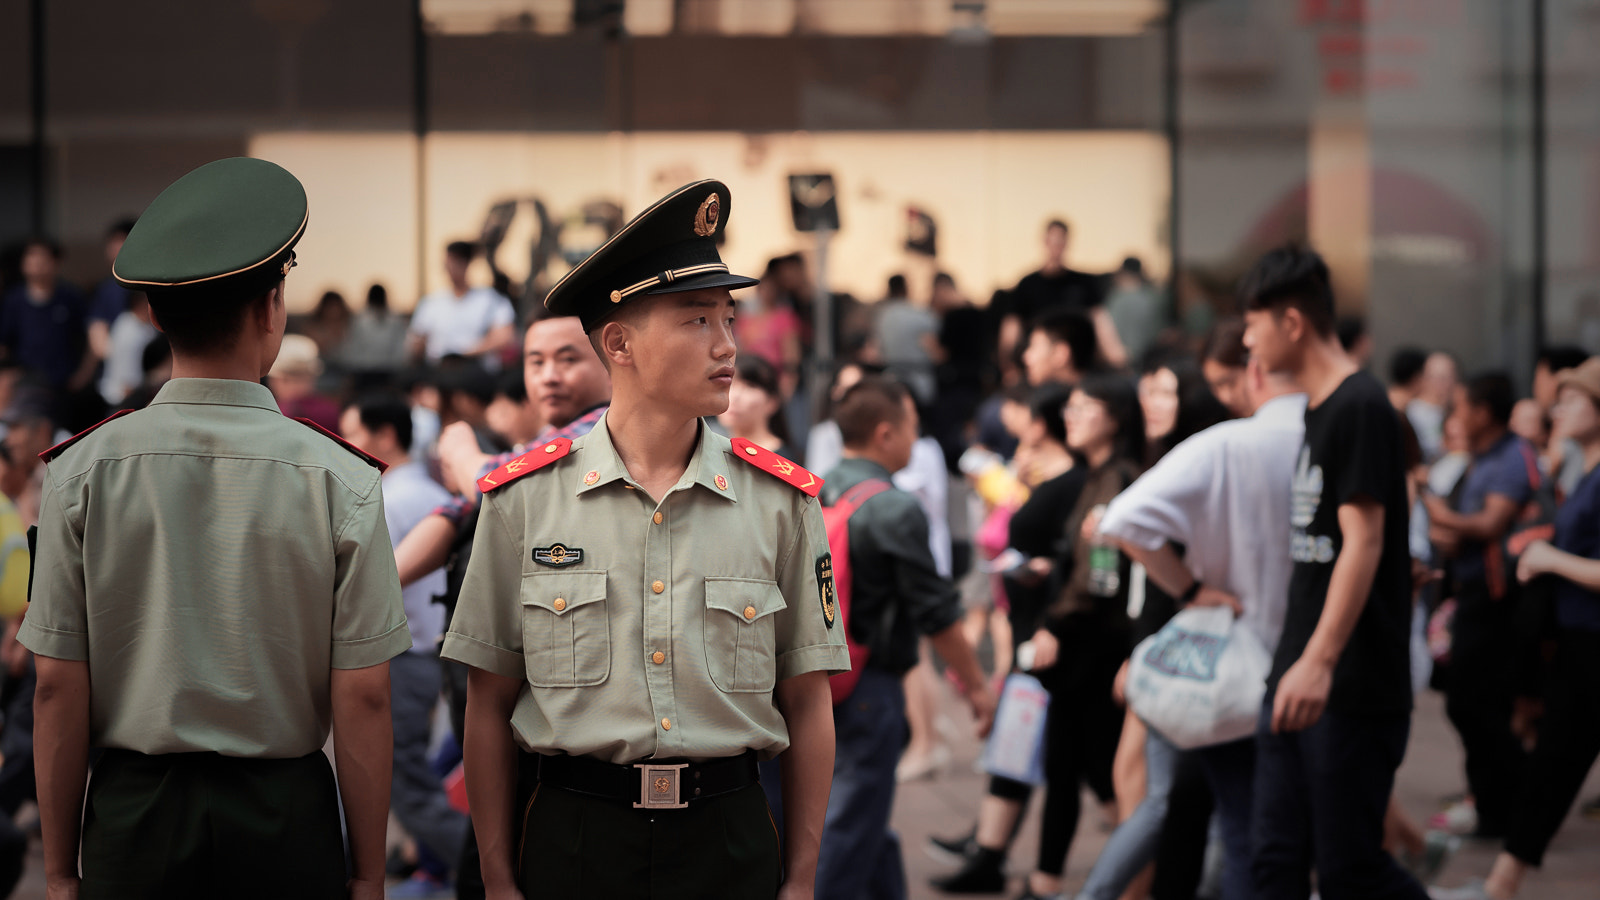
{"left": 39, "top": 409, "right": 136, "bottom": 462}
{"left": 479, "top": 438, "right": 572, "bottom": 493}
{"left": 293, "top": 417, "right": 388, "bottom": 473}
{"left": 730, "top": 437, "right": 823, "bottom": 497}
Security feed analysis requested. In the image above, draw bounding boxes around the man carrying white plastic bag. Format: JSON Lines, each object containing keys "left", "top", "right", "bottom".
{"left": 1093, "top": 353, "right": 1305, "bottom": 900}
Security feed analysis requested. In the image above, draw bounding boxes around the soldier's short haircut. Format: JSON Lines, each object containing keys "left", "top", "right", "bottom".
{"left": 835, "top": 376, "right": 911, "bottom": 448}
{"left": 148, "top": 288, "right": 270, "bottom": 356}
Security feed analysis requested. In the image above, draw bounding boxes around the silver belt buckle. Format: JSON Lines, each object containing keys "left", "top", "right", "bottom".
{"left": 634, "top": 762, "right": 689, "bottom": 810}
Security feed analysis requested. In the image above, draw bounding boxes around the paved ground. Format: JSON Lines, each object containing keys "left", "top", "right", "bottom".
{"left": 9, "top": 690, "right": 1598, "bottom": 897}
{"left": 895, "top": 689, "right": 1600, "bottom": 899}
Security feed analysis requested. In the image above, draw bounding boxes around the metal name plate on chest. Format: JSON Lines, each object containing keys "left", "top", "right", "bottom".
{"left": 532, "top": 544, "right": 583, "bottom": 567}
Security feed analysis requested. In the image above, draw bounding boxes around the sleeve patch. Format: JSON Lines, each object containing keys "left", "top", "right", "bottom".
{"left": 816, "top": 552, "right": 836, "bottom": 629}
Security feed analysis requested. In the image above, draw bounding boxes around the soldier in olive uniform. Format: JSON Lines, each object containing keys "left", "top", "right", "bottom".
{"left": 20, "top": 158, "right": 411, "bottom": 900}
{"left": 443, "top": 180, "right": 847, "bottom": 900}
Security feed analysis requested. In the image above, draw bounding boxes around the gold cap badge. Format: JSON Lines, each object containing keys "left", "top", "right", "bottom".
{"left": 693, "top": 193, "right": 720, "bottom": 237}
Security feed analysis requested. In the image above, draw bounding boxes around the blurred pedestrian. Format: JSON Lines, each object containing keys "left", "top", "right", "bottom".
{"left": 340, "top": 394, "right": 465, "bottom": 899}
{"left": 97, "top": 292, "right": 157, "bottom": 407}
{"left": 1021, "top": 308, "right": 1098, "bottom": 388}
{"left": 1424, "top": 373, "right": 1536, "bottom": 839}
{"left": 816, "top": 376, "right": 995, "bottom": 900}
{"left": 1431, "top": 358, "right": 1600, "bottom": 900}
{"left": 267, "top": 333, "right": 341, "bottom": 432}
{"left": 342, "top": 284, "right": 410, "bottom": 375}
{"left": 408, "top": 241, "right": 516, "bottom": 365}
{"left": 0, "top": 238, "right": 91, "bottom": 393}
{"left": 1105, "top": 257, "right": 1164, "bottom": 367}
{"left": 997, "top": 220, "right": 1125, "bottom": 370}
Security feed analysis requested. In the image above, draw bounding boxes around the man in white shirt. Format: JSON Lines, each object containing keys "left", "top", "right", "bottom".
{"left": 340, "top": 393, "right": 465, "bottom": 895}
{"left": 1098, "top": 355, "right": 1305, "bottom": 900}
{"left": 407, "top": 242, "right": 516, "bottom": 364}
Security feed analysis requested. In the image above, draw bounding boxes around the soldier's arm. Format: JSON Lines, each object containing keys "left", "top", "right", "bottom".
{"left": 34, "top": 654, "right": 90, "bottom": 894}
{"left": 464, "top": 667, "right": 526, "bottom": 899}
{"left": 331, "top": 663, "right": 393, "bottom": 894}
{"left": 774, "top": 671, "right": 833, "bottom": 897}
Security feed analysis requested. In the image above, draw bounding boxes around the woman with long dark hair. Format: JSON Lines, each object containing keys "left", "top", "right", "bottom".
{"left": 1013, "top": 374, "right": 1145, "bottom": 900}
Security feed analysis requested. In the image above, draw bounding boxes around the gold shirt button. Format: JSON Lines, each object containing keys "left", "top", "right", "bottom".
{"left": 653, "top": 511, "right": 663, "bottom": 525}
{"left": 652, "top": 651, "right": 665, "bottom": 665}
{"left": 552, "top": 598, "right": 566, "bottom": 612}
{"left": 652, "top": 580, "right": 665, "bottom": 594}
{"left": 544, "top": 444, "right": 558, "bottom": 454}
{"left": 744, "top": 445, "right": 759, "bottom": 456}
{"left": 743, "top": 606, "right": 757, "bottom": 621}
{"left": 661, "top": 718, "right": 672, "bottom": 731}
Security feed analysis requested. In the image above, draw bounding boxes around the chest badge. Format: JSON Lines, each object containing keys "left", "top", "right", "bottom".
{"left": 533, "top": 544, "right": 584, "bottom": 568}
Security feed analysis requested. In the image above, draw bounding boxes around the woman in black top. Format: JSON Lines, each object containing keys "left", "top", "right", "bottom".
{"left": 1016, "top": 375, "right": 1145, "bottom": 900}
{"left": 931, "top": 383, "right": 1087, "bottom": 894}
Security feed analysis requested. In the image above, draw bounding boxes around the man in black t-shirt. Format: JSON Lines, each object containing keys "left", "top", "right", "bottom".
{"left": 1240, "top": 246, "right": 1426, "bottom": 900}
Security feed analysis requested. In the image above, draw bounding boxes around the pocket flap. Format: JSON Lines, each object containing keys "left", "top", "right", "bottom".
{"left": 704, "top": 577, "right": 785, "bottom": 624}
{"left": 523, "top": 570, "right": 607, "bottom": 616}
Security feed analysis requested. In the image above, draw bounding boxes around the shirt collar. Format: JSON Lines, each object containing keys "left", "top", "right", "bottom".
{"left": 574, "top": 415, "right": 737, "bottom": 502}
{"left": 148, "top": 378, "right": 282, "bottom": 414}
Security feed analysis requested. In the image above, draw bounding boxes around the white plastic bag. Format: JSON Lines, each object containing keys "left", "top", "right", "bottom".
{"left": 979, "top": 673, "right": 1050, "bottom": 785}
{"left": 1125, "top": 605, "right": 1270, "bottom": 750}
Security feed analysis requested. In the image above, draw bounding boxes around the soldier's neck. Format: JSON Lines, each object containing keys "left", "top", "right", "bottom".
{"left": 604, "top": 402, "right": 699, "bottom": 500}
{"left": 169, "top": 349, "right": 269, "bottom": 384}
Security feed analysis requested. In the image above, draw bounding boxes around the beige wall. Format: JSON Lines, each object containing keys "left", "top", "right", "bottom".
{"left": 251, "top": 129, "right": 1169, "bottom": 313}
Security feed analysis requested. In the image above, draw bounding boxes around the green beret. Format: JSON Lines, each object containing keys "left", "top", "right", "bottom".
{"left": 115, "top": 157, "right": 307, "bottom": 302}
{"left": 546, "top": 179, "right": 758, "bottom": 332}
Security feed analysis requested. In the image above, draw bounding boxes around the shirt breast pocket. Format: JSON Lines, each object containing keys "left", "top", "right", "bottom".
{"left": 703, "top": 577, "right": 786, "bottom": 693}
{"left": 521, "top": 571, "right": 610, "bottom": 688}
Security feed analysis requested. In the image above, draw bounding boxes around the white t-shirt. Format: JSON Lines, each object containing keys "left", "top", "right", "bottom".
{"left": 408, "top": 287, "right": 515, "bottom": 362}
{"left": 99, "top": 311, "right": 158, "bottom": 405}
{"left": 1099, "top": 392, "right": 1308, "bottom": 654}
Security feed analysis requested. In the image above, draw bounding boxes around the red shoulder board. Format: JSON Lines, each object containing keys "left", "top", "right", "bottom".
{"left": 730, "top": 437, "right": 823, "bottom": 498}
{"left": 39, "top": 409, "right": 136, "bottom": 462}
{"left": 293, "top": 417, "right": 388, "bottom": 473}
{"left": 478, "top": 438, "right": 572, "bottom": 493}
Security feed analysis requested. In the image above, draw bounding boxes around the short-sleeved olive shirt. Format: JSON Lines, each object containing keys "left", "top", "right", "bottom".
{"left": 18, "top": 378, "right": 411, "bottom": 758}
{"left": 441, "top": 416, "right": 848, "bottom": 764}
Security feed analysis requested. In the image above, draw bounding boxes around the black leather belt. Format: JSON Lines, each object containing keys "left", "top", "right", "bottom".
{"left": 536, "top": 751, "right": 759, "bottom": 810}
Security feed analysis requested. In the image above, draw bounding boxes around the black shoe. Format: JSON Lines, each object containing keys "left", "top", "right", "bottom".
{"left": 931, "top": 847, "right": 1006, "bottom": 894}
{"left": 926, "top": 826, "right": 978, "bottom": 866}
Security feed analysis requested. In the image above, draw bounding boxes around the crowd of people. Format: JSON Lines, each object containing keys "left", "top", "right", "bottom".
{"left": 0, "top": 202, "right": 1598, "bottom": 900}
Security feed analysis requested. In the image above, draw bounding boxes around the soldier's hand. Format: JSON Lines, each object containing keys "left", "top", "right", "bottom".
{"left": 967, "top": 683, "right": 997, "bottom": 739}
{"left": 45, "top": 877, "right": 79, "bottom": 900}
{"left": 484, "top": 886, "right": 528, "bottom": 900}
{"left": 347, "top": 878, "right": 386, "bottom": 900}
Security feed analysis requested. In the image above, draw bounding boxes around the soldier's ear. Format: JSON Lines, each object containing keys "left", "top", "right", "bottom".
{"left": 597, "top": 320, "right": 632, "bottom": 370}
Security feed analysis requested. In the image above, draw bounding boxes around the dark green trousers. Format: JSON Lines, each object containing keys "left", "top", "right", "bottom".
{"left": 518, "top": 782, "right": 781, "bottom": 900}
{"left": 80, "top": 748, "right": 346, "bottom": 900}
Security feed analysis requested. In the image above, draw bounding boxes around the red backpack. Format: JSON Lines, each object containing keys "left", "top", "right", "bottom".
{"left": 821, "top": 478, "right": 893, "bottom": 704}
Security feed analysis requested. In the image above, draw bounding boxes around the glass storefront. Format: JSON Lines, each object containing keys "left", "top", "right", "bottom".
{"left": 2, "top": 0, "right": 1597, "bottom": 376}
